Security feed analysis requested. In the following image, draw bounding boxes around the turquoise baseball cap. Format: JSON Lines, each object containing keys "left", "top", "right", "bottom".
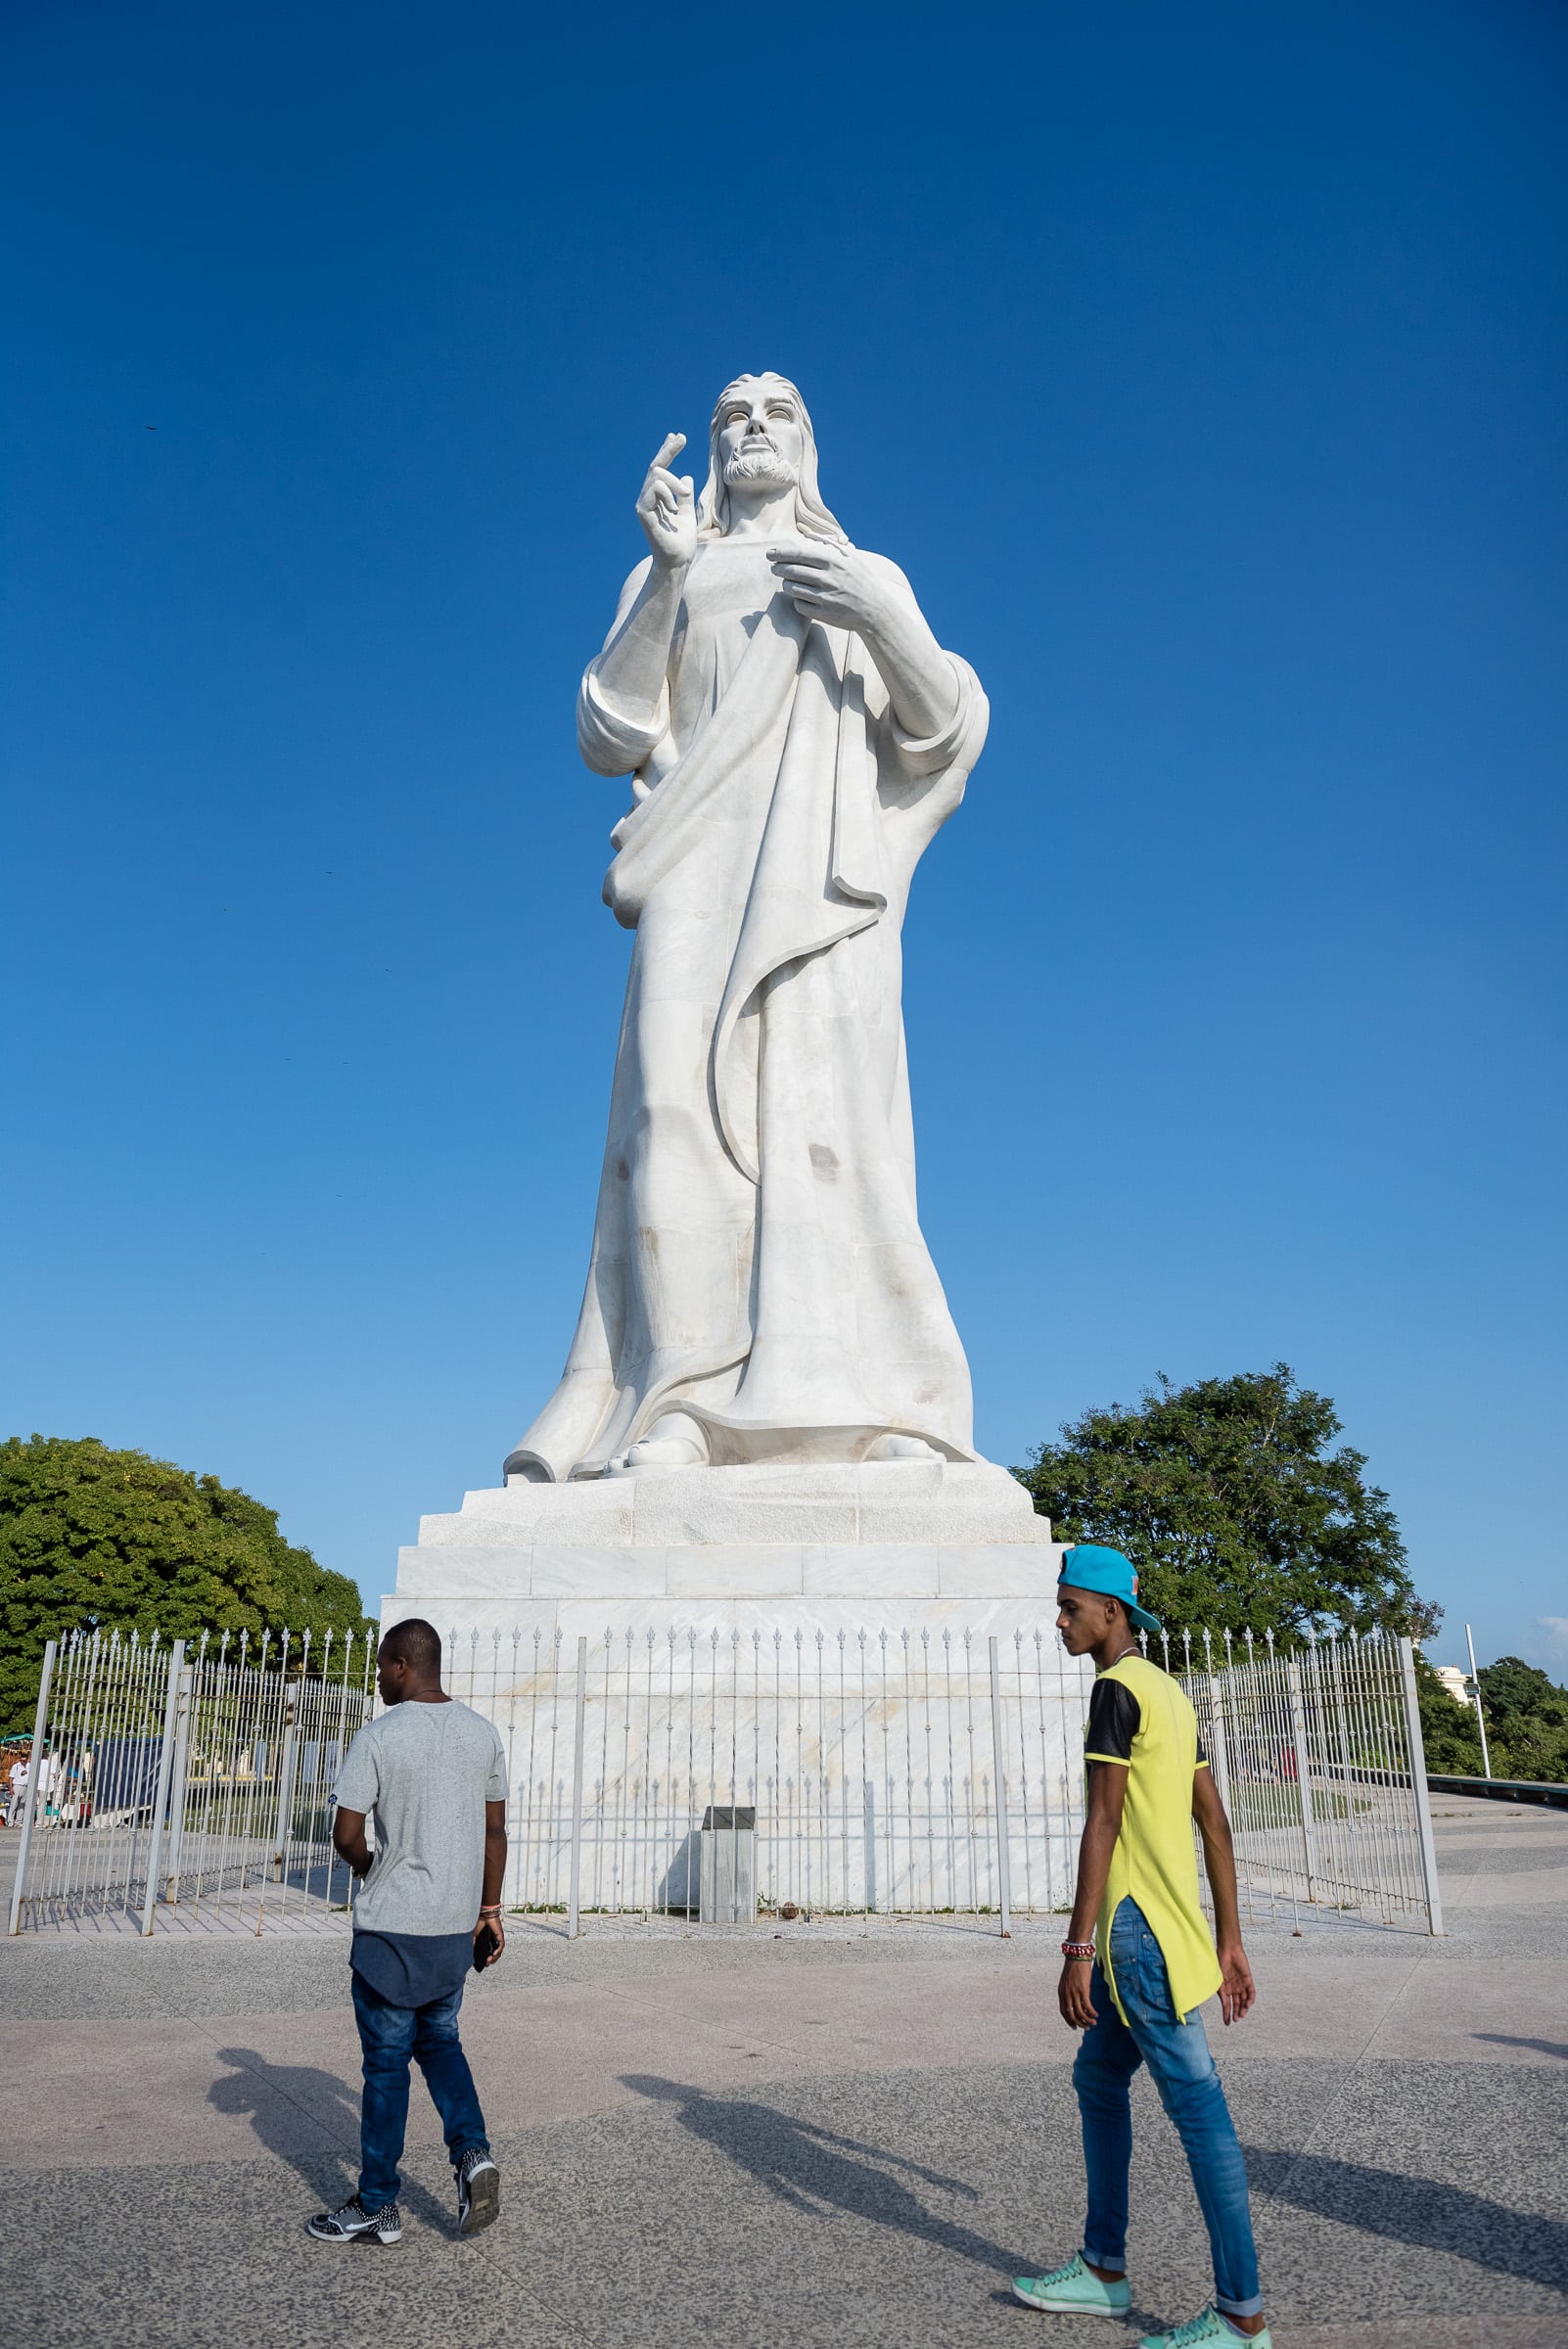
{"left": 1058, "top": 1543, "right": 1162, "bottom": 1636}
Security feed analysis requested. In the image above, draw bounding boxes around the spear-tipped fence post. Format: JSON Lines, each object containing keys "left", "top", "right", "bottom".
{"left": 1284, "top": 1649, "right": 1320, "bottom": 1898}
{"left": 270, "top": 1636, "right": 301, "bottom": 1886}
{"left": 161, "top": 1651, "right": 197, "bottom": 1904}
{"left": 8, "top": 1640, "right": 58, "bottom": 1935}
{"left": 1397, "top": 1635, "right": 1445, "bottom": 1934}
{"left": 139, "top": 1640, "right": 187, "bottom": 1937}
{"left": 987, "top": 1636, "right": 1013, "bottom": 1939}
{"left": 567, "top": 1635, "right": 589, "bottom": 1939}
{"left": 1204, "top": 1627, "right": 1233, "bottom": 1816}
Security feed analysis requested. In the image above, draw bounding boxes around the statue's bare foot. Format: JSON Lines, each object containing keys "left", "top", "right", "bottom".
{"left": 865, "top": 1433, "right": 942, "bottom": 1463}
{"left": 606, "top": 1411, "right": 710, "bottom": 1475}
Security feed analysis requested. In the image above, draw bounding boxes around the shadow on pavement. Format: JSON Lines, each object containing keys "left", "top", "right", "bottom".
{"left": 1471, "top": 2034, "right": 1568, "bottom": 2060}
{"left": 208, "top": 2046, "right": 453, "bottom": 2234}
{"left": 621, "top": 2073, "right": 1025, "bottom": 2274}
{"left": 1251, "top": 2145, "right": 1568, "bottom": 2293}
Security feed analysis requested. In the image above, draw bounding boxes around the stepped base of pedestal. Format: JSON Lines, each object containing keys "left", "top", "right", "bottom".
{"left": 384, "top": 1458, "right": 1065, "bottom": 1634}
{"left": 382, "top": 1462, "right": 1084, "bottom": 1917}
{"left": 410, "top": 1457, "right": 1052, "bottom": 1552}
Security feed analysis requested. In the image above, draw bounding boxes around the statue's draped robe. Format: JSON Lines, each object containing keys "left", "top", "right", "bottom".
{"left": 504, "top": 538, "right": 989, "bottom": 1481}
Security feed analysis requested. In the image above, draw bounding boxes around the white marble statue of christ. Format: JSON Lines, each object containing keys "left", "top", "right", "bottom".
{"left": 504, "top": 373, "right": 990, "bottom": 1483}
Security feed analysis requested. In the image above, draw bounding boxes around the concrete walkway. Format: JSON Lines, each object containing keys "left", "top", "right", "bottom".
{"left": 1, "top": 1792, "right": 1563, "bottom": 2346}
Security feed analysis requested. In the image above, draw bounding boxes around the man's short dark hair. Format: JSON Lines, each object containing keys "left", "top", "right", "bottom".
{"left": 381, "top": 1618, "right": 443, "bottom": 1678}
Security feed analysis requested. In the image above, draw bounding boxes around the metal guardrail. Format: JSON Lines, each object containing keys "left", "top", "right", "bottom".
{"left": 9, "top": 1617, "right": 1446, "bottom": 1939}
{"left": 444, "top": 1623, "right": 1090, "bottom": 1929}
{"left": 1176, "top": 1629, "right": 1443, "bottom": 1934}
{"left": 1427, "top": 1773, "right": 1568, "bottom": 1811}
{"left": 8, "top": 1625, "right": 378, "bottom": 1935}
{"left": 437, "top": 1618, "right": 1442, "bottom": 1936}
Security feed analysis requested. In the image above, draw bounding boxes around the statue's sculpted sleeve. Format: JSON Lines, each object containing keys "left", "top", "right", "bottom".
{"left": 578, "top": 668, "right": 670, "bottom": 779}
{"left": 576, "top": 558, "right": 672, "bottom": 780}
{"left": 885, "top": 652, "right": 987, "bottom": 779}
{"left": 851, "top": 553, "right": 989, "bottom": 783}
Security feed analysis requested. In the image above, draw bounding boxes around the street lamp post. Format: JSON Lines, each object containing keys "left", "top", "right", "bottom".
{"left": 1464, "top": 1622, "right": 1492, "bottom": 1781}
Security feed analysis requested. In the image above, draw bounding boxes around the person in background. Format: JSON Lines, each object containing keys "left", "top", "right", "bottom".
{"left": 307, "top": 1617, "right": 510, "bottom": 2246}
{"left": 1013, "top": 1545, "right": 1269, "bottom": 2349}
{"left": 5, "top": 1752, "right": 28, "bottom": 1824}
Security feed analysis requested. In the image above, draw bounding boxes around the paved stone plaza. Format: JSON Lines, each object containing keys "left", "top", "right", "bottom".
{"left": 1, "top": 1792, "right": 1563, "bottom": 2348}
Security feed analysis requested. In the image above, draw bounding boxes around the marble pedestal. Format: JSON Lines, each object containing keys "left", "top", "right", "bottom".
{"left": 383, "top": 1461, "right": 1088, "bottom": 1915}
{"left": 384, "top": 1457, "right": 1071, "bottom": 1646}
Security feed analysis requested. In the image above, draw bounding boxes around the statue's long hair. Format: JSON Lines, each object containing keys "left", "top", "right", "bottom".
{"left": 694, "top": 372, "right": 849, "bottom": 545}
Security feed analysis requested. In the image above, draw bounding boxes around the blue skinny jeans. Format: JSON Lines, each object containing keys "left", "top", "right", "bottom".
{"left": 351, "top": 1972, "right": 489, "bottom": 2209}
{"left": 1074, "top": 1896, "right": 1263, "bottom": 2320}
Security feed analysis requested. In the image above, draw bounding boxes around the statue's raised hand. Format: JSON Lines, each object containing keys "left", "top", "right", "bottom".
{"left": 765, "top": 541, "right": 894, "bottom": 636}
{"left": 636, "top": 433, "right": 697, "bottom": 571}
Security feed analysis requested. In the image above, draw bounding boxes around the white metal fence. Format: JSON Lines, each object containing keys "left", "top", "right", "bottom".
{"left": 438, "top": 1618, "right": 1441, "bottom": 1934}
{"left": 1174, "top": 1626, "right": 1444, "bottom": 1934}
{"left": 7, "top": 1617, "right": 1443, "bottom": 1939}
{"left": 7, "top": 1626, "right": 378, "bottom": 1936}
{"left": 444, "top": 1624, "right": 1089, "bottom": 1929}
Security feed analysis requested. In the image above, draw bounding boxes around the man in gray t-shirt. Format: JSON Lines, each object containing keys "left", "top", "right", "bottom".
{"left": 307, "top": 1617, "right": 510, "bottom": 2247}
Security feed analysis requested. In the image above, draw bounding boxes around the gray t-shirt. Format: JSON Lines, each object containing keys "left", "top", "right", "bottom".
{"left": 335, "top": 1699, "right": 509, "bottom": 1936}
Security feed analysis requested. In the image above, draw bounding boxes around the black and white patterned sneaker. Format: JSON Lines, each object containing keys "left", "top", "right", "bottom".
{"left": 456, "top": 2146, "right": 500, "bottom": 2235}
{"left": 306, "top": 2194, "right": 402, "bottom": 2245}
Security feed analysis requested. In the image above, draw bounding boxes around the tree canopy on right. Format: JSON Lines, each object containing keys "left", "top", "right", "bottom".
{"left": 1016, "top": 1363, "right": 1436, "bottom": 1639}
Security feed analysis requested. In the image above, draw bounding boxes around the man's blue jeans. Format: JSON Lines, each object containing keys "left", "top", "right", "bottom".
{"left": 1074, "top": 1897, "right": 1263, "bottom": 2321}
{"left": 351, "top": 1972, "right": 490, "bottom": 2208}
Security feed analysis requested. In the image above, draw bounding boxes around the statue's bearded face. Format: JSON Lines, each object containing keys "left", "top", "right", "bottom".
{"left": 718, "top": 384, "right": 804, "bottom": 493}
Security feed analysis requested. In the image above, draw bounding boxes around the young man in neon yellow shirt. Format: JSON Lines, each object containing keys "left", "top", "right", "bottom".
{"left": 1013, "top": 1545, "right": 1269, "bottom": 2349}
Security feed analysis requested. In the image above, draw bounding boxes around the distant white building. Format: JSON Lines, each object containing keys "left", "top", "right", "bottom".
{"left": 1432, "top": 1664, "right": 1472, "bottom": 1706}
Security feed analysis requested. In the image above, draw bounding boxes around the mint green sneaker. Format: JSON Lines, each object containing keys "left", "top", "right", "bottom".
{"left": 1138, "top": 2311, "right": 1271, "bottom": 2348}
{"left": 1012, "top": 2252, "right": 1131, "bottom": 2317}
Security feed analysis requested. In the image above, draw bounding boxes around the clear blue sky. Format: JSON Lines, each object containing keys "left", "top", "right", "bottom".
{"left": 4, "top": 3, "right": 1564, "bottom": 1672}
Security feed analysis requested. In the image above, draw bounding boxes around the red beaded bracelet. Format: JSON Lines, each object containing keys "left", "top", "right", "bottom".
{"left": 1061, "top": 1939, "right": 1095, "bottom": 1960}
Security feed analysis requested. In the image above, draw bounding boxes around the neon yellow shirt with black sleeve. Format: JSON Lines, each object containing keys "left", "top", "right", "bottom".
{"left": 1084, "top": 1652, "right": 1222, "bottom": 2025}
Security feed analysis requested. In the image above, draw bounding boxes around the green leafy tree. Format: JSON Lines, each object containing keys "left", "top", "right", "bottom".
{"left": 0, "top": 1435, "right": 372, "bottom": 1729}
{"left": 1412, "top": 1651, "right": 1484, "bottom": 1774}
{"left": 1016, "top": 1364, "right": 1437, "bottom": 1639}
{"left": 1414, "top": 1650, "right": 1568, "bottom": 1783}
{"left": 1472, "top": 1655, "right": 1568, "bottom": 1783}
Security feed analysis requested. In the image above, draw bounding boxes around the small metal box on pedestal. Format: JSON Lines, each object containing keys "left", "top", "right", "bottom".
{"left": 699, "top": 1805, "right": 757, "bottom": 1924}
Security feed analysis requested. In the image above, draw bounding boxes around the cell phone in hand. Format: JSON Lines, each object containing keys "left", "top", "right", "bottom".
{"left": 473, "top": 1921, "right": 501, "bottom": 1972}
